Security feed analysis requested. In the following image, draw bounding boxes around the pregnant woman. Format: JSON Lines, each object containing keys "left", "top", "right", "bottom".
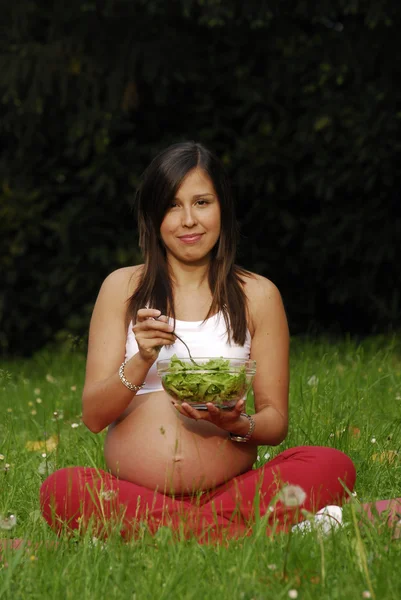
{"left": 40, "top": 141, "right": 356, "bottom": 543}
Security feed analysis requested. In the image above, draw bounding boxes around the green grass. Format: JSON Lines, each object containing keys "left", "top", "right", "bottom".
{"left": 1, "top": 335, "right": 401, "bottom": 599}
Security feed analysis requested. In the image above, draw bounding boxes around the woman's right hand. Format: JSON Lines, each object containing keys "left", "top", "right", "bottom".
{"left": 132, "top": 308, "right": 176, "bottom": 364}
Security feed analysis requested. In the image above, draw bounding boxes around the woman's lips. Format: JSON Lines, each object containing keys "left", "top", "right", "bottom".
{"left": 178, "top": 234, "right": 203, "bottom": 244}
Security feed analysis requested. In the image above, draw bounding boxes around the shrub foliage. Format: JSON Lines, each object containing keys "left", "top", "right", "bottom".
{"left": 1, "top": 0, "right": 400, "bottom": 355}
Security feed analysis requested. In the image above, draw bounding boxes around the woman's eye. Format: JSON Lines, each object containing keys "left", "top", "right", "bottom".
{"left": 196, "top": 199, "right": 209, "bottom": 206}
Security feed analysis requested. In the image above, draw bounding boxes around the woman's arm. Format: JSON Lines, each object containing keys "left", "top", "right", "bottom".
{"left": 82, "top": 267, "right": 175, "bottom": 433}
{"left": 234, "top": 274, "right": 289, "bottom": 445}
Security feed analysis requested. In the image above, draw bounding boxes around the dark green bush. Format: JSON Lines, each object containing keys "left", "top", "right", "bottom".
{"left": 1, "top": 0, "right": 400, "bottom": 355}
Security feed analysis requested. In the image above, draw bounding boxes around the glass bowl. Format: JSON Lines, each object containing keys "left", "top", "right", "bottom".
{"left": 157, "top": 356, "right": 257, "bottom": 410}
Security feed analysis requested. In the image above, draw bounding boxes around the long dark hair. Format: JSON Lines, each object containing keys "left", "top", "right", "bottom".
{"left": 128, "top": 141, "right": 252, "bottom": 344}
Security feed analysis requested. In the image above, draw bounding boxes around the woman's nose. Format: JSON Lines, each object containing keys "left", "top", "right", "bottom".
{"left": 182, "top": 207, "right": 197, "bottom": 227}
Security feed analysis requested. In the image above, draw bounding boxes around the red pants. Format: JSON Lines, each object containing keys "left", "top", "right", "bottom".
{"left": 40, "top": 446, "right": 355, "bottom": 543}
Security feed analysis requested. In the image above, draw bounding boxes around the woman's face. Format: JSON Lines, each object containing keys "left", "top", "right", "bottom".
{"left": 160, "top": 168, "right": 221, "bottom": 266}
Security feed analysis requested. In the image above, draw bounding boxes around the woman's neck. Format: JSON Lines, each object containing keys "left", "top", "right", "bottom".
{"left": 168, "top": 258, "right": 210, "bottom": 291}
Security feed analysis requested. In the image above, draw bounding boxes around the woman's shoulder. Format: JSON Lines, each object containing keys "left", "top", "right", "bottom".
{"left": 240, "top": 270, "right": 284, "bottom": 329}
{"left": 100, "top": 265, "right": 144, "bottom": 299}
{"left": 240, "top": 269, "right": 280, "bottom": 299}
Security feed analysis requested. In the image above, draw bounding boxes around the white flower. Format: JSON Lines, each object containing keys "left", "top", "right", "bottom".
{"left": 41, "top": 453, "right": 47, "bottom": 458}
{"left": 4, "top": 463, "right": 10, "bottom": 471}
{"left": 307, "top": 375, "right": 319, "bottom": 386}
{"left": 71, "top": 423, "right": 79, "bottom": 429}
{"left": 371, "top": 437, "right": 376, "bottom": 444}
{"left": 362, "top": 592, "right": 372, "bottom": 599}
{"left": 0, "top": 514, "right": 17, "bottom": 530}
{"left": 288, "top": 590, "right": 298, "bottom": 599}
{"left": 0, "top": 454, "right": 4, "bottom": 460}
{"left": 100, "top": 489, "right": 118, "bottom": 501}
{"left": 36, "top": 398, "right": 42, "bottom": 404}
{"left": 279, "top": 485, "right": 307, "bottom": 507}
{"left": 46, "top": 374, "right": 56, "bottom": 383}
{"left": 264, "top": 452, "right": 271, "bottom": 460}
{"left": 70, "top": 385, "right": 77, "bottom": 392}
{"left": 34, "top": 388, "right": 41, "bottom": 395}
{"left": 267, "top": 563, "right": 277, "bottom": 570}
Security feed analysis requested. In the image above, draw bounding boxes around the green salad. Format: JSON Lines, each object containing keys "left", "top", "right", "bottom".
{"left": 161, "top": 355, "right": 248, "bottom": 408}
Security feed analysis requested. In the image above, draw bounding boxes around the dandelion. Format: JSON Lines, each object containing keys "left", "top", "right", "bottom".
{"left": 0, "top": 454, "right": 4, "bottom": 461}
{"left": 307, "top": 375, "right": 319, "bottom": 387}
{"left": 267, "top": 563, "right": 277, "bottom": 570}
{"left": 36, "top": 398, "right": 42, "bottom": 404}
{"left": 38, "top": 461, "right": 55, "bottom": 476}
{"left": 70, "top": 385, "right": 77, "bottom": 392}
{"left": 371, "top": 437, "right": 376, "bottom": 444}
{"left": 34, "top": 388, "right": 41, "bottom": 395}
{"left": 362, "top": 592, "right": 372, "bottom": 599}
{"left": 4, "top": 463, "right": 10, "bottom": 472}
{"left": 46, "top": 374, "right": 56, "bottom": 383}
{"left": 264, "top": 452, "right": 271, "bottom": 460}
{"left": 52, "top": 410, "right": 64, "bottom": 421}
{"left": 279, "top": 485, "right": 307, "bottom": 507}
{"left": 28, "top": 401, "right": 34, "bottom": 407}
{"left": 71, "top": 423, "right": 79, "bottom": 429}
{"left": 0, "top": 514, "right": 17, "bottom": 530}
{"left": 352, "top": 491, "right": 358, "bottom": 497}
{"left": 288, "top": 590, "right": 298, "bottom": 599}
{"left": 29, "top": 555, "right": 37, "bottom": 562}
{"left": 41, "top": 453, "right": 47, "bottom": 458}
{"left": 100, "top": 490, "right": 118, "bottom": 501}
{"left": 396, "top": 395, "right": 401, "bottom": 400}
{"left": 31, "top": 409, "right": 37, "bottom": 416}
{"left": 6, "top": 408, "right": 12, "bottom": 413}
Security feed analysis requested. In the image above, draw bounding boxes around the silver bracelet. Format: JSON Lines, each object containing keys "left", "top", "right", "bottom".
{"left": 229, "top": 413, "right": 255, "bottom": 443}
{"left": 118, "top": 361, "right": 145, "bottom": 393}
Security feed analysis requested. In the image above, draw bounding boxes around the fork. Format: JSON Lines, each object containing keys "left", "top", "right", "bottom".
{"left": 154, "top": 316, "right": 201, "bottom": 366}
{"left": 171, "top": 331, "right": 201, "bottom": 367}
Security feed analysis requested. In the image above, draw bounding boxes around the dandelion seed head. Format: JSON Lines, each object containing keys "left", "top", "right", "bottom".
{"left": 36, "top": 398, "right": 42, "bottom": 404}
{"left": 0, "top": 454, "right": 4, "bottom": 461}
{"left": 307, "top": 375, "right": 319, "bottom": 387}
{"left": 7, "top": 408, "right": 12, "bottom": 413}
{"left": 279, "top": 485, "right": 307, "bottom": 507}
{"left": 371, "top": 437, "right": 376, "bottom": 444}
{"left": 41, "top": 453, "right": 47, "bottom": 458}
{"left": 288, "top": 590, "right": 298, "bottom": 599}
{"left": 34, "top": 388, "right": 41, "bottom": 395}
{"left": 46, "top": 374, "right": 56, "bottom": 383}
{"left": 71, "top": 423, "right": 79, "bottom": 429}
{"left": 0, "top": 514, "right": 17, "bottom": 530}
{"left": 4, "top": 463, "right": 10, "bottom": 471}
{"left": 267, "top": 563, "right": 277, "bottom": 570}
{"left": 362, "top": 592, "right": 372, "bottom": 599}
{"left": 100, "top": 490, "right": 118, "bottom": 501}
{"left": 31, "top": 409, "right": 37, "bottom": 416}
{"left": 70, "top": 385, "right": 77, "bottom": 391}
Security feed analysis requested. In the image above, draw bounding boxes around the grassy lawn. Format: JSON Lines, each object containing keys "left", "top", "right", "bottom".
{"left": 0, "top": 335, "right": 401, "bottom": 599}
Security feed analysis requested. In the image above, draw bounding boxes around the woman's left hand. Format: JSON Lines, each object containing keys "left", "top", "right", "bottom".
{"left": 173, "top": 399, "right": 245, "bottom": 431}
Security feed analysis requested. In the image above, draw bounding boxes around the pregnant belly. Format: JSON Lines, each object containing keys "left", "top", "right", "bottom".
{"left": 104, "top": 391, "right": 257, "bottom": 495}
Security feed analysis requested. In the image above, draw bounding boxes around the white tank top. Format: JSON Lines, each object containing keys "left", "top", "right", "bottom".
{"left": 125, "top": 312, "right": 251, "bottom": 395}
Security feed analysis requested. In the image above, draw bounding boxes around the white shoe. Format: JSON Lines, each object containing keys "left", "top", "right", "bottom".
{"left": 292, "top": 505, "right": 343, "bottom": 534}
